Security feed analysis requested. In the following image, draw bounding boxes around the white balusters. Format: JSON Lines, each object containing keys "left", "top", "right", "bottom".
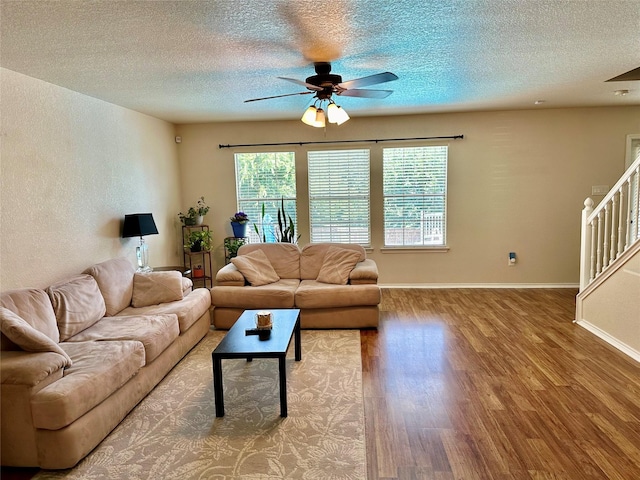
{"left": 579, "top": 156, "right": 640, "bottom": 291}
{"left": 617, "top": 187, "right": 625, "bottom": 258}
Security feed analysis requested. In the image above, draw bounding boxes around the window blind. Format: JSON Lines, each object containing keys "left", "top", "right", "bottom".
{"left": 308, "top": 149, "right": 370, "bottom": 245}
{"left": 383, "top": 146, "right": 448, "bottom": 247}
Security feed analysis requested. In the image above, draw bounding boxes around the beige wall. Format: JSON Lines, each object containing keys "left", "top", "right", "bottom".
{"left": 579, "top": 246, "right": 640, "bottom": 356}
{"left": 2, "top": 66, "right": 637, "bottom": 289}
{"left": 176, "top": 106, "right": 640, "bottom": 286}
{"left": 1, "top": 69, "right": 183, "bottom": 290}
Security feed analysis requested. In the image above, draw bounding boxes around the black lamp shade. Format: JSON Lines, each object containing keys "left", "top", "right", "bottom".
{"left": 122, "top": 213, "right": 159, "bottom": 238}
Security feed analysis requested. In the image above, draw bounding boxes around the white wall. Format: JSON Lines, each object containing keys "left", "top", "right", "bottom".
{"left": 176, "top": 106, "right": 640, "bottom": 286}
{"left": 0, "top": 68, "right": 183, "bottom": 289}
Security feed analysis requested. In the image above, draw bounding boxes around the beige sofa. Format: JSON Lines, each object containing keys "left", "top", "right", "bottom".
{"left": 211, "top": 243, "right": 380, "bottom": 329}
{"left": 0, "top": 257, "right": 212, "bottom": 469}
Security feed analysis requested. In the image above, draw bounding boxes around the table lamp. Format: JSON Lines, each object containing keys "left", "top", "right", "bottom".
{"left": 122, "top": 213, "right": 158, "bottom": 272}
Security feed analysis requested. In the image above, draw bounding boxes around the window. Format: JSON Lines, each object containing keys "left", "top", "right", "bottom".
{"left": 308, "top": 149, "right": 370, "bottom": 245}
{"left": 234, "top": 152, "right": 297, "bottom": 243}
{"left": 383, "top": 146, "right": 448, "bottom": 247}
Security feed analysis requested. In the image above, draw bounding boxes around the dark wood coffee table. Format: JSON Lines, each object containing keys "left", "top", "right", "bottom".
{"left": 212, "top": 308, "right": 301, "bottom": 417}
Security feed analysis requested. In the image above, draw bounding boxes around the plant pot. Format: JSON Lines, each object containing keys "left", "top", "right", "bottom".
{"left": 184, "top": 217, "right": 197, "bottom": 226}
{"left": 190, "top": 241, "right": 202, "bottom": 252}
{"left": 196, "top": 216, "right": 204, "bottom": 225}
{"left": 231, "top": 221, "right": 248, "bottom": 238}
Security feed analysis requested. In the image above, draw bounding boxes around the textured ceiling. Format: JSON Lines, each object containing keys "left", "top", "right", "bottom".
{"left": 1, "top": 0, "right": 639, "bottom": 124}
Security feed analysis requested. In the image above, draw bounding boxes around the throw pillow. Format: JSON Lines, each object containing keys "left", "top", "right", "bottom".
{"left": 0, "top": 307, "right": 72, "bottom": 366}
{"left": 231, "top": 249, "right": 280, "bottom": 286}
{"left": 316, "top": 246, "right": 363, "bottom": 285}
{"left": 132, "top": 271, "right": 184, "bottom": 308}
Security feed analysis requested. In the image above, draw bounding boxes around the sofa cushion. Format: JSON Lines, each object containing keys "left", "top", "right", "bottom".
{"left": 238, "top": 243, "right": 301, "bottom": 279}
{"left": 47, "top": 274, "right": 107, "bottom": 341}
{"left": 66, "top": 313, "right": 180, "bottom": 363}
{"left": 84, "top": 257, "right": 135, "bottom": 316}
{"left": 211, "top": 279, "right": 298, "bottom": 309}
{"left": 0, "top": 288, "right": 60, "bottom": 346}
{"left": 132, "top": 271, "right": 184, "bottom": 308}
{"left": 182, "top": 277, "right": 193, "bottom": 295}
{"left": 316, "top": 246, "right": 363, "bottom": 285}
{"left": 0, "top": 307, "right": 72, "bottom": 366}
{"left": 300, "top": 243, "right": 366, "bottom": 280}
{"left": 231, "top": 249, "right": 280, "bottom": 286}
{"left": 295, "top": 280, "right": 381, "bottom": 309}
{"left": 118, "top": 287, "right": 211, "bottom": 334}
{"left": 31, "top": 340, "right": 145, "bottom": 430}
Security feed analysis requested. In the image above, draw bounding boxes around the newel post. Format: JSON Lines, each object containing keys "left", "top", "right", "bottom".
{"left": 579, "top": 197, "right": 594, "bottom": 290}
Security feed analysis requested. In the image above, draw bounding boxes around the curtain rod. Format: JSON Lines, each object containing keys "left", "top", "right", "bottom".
{"left": 218, "top": 134, "right": 464, "bottom": 149}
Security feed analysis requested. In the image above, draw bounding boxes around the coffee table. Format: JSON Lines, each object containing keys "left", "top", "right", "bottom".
{"left": 212, "top": 308, "right": 301, "bottom": 417}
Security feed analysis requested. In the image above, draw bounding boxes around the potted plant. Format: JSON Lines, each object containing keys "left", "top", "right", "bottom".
{"left": 186, "top": 230, "right": 213, "bottom": 252}
{"left": 224, "top": 236, "right": 247, "bottom": 262}
{"left": 192, "top": 264, "right": 205, "bottom": 278}
{"left": 230, "top": 211, "right": 250, "bottom": 238}
{"left": 254, "top": 198, "right": 300, "bottom": 244}
{"left": 179, "top": 197, "right": 210, "bottom": 226}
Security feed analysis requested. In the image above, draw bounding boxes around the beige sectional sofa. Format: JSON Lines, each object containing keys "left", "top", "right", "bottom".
{"left": 0, "top": 257, "right": 212, "bottom": 469}
{"left": 211, "top": 243, "right": 380, "bottom": 329}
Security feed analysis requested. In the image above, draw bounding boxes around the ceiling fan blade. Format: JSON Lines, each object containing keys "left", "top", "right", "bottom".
{"left": 338, "top": 72, "right": 398, "bottom": 90}
{"left": 605, "top": 66, "right": 640, "bottom": 81}
{"left": 337, "top": 89, "right": 394, "bottom": 99}
{"left": 244, "top": 91, "right": 314, "bottom": 103}
{"left": 278, "top": 76, "right": 323, "bottom": 91}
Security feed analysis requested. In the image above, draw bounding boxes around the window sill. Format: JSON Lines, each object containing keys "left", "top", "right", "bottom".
{"left": 380, "top": 246, "right": 450, "bottom": 253}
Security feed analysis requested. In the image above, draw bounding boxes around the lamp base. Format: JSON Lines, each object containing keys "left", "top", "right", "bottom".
{"left": 136, "top": 239, "right": 152, "bottom": 273}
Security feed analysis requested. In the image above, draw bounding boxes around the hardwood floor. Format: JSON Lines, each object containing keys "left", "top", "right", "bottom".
{"left": 362, "top": 288, "right": 640, "bottom": 480}
{"left": 3, "top": 288, "right": 638, "bottom": 479}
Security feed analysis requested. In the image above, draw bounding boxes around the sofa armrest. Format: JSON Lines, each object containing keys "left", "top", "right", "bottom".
{"left": 349, "top": 259, "right": 379, "bottom": 285}
{"left": 1, "top": 350, "right": 65, "bottom": 389}
{"left": 215, "top": 263, "right": 246, "bottom": 286}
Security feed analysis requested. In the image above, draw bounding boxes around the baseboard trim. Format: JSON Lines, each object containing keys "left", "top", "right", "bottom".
{"left": 379, "top": 283, "right": 579, "bottom": 289}
{"left": 575, "top": 319, "right": 640, "bottom": 363}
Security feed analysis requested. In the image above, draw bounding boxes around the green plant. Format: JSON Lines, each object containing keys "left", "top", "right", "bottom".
{"left": 186, "top": 230, "right": 213, "bottom": 252}
{"left": 230, "top": 211, "right": 249, "bottom": 223}
{"left": 179, "top": 197, "right": 210, "bottom": 224}
{"left": 254, "top": 198, "right": 300, "bottom": 244}
{"left": 253, "top": 203, "right": 267, "bottom": 242}
{"left": 224, "top": 237, "right": 247, "bottom": 259}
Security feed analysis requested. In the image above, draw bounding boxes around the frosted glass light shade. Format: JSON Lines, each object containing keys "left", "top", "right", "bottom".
{"left": 314, "top": 108, "right": 326, "bottom": 127}
{"left": 301, "top": 106, "right": 318, "bottom": 126}
{"left": 327, "top": 104, "right": 350, "bottom": 125}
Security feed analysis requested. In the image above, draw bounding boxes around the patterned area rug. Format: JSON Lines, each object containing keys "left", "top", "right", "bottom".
{"left": 35, "top": 329, "right": 366, "bottom": 480}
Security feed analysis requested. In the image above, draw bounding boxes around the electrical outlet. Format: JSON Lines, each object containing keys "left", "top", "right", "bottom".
{"left": 508, "top": 252, "right": 516, "bottom": 266}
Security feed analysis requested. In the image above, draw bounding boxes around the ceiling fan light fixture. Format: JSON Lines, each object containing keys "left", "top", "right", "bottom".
{"left": 327, "top": 102, "right": 349, "bottom": 124}
{"left": 301, "top": 105, "right": 319, "bottom": 126}
{"left": 314, "top": 107, "right": 326, "bottom": 128}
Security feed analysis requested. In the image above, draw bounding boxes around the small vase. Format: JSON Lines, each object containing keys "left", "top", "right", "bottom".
{"left": 231, "top": 221, "right": 247, "bottom": 238}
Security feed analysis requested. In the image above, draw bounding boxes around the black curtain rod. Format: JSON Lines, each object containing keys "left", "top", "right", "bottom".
{"left": 218, "top": 134, "right": 464, "bottom": 149}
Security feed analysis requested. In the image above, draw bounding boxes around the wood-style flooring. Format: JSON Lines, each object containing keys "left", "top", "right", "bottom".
{"left": 3, "top": 288, "right": 638, "bottom": 479}
{"left": 363, "top": 288, "right": 640, "bottom": 480}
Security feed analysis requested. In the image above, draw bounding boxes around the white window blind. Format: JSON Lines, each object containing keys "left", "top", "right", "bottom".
{"left": 308, "top": 149, "right": 370, "bottom": 245}
{"left": 234, "top": 152, "right": 297, "bottom": 243}
{"left": 383, "top": 146, "right": 448, "bottom": 247}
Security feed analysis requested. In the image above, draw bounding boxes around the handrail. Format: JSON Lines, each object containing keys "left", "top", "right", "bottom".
{"left": 579, "top": 155, "right": 640, "bottom": 290}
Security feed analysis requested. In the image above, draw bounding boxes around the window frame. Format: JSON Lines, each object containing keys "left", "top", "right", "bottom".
{"left": 307, "top": 148, "right": 371, "bottom": 246}
{"left": 382, "top": 145, "right": 449, "bottom": 250}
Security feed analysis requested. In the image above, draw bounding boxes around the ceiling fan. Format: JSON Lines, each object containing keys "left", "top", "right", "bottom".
{"left": 244, "top": 62, "right": 398, "bottom": 127}
{"left": 244, "top": 62, "right": 398, "bottom": 103}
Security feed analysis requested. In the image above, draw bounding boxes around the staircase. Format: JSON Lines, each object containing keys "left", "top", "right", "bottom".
{"left": 575, "top": 155, "right": 640, "bottom": 362}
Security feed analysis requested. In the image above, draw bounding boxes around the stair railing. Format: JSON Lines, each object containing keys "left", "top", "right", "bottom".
{"left": 580, "top": 156, "right": 640, "bottom": 290}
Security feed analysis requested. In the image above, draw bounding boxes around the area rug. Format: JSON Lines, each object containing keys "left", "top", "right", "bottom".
{"left": 35, "top": 329, "right": 366, "bottom": 480}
